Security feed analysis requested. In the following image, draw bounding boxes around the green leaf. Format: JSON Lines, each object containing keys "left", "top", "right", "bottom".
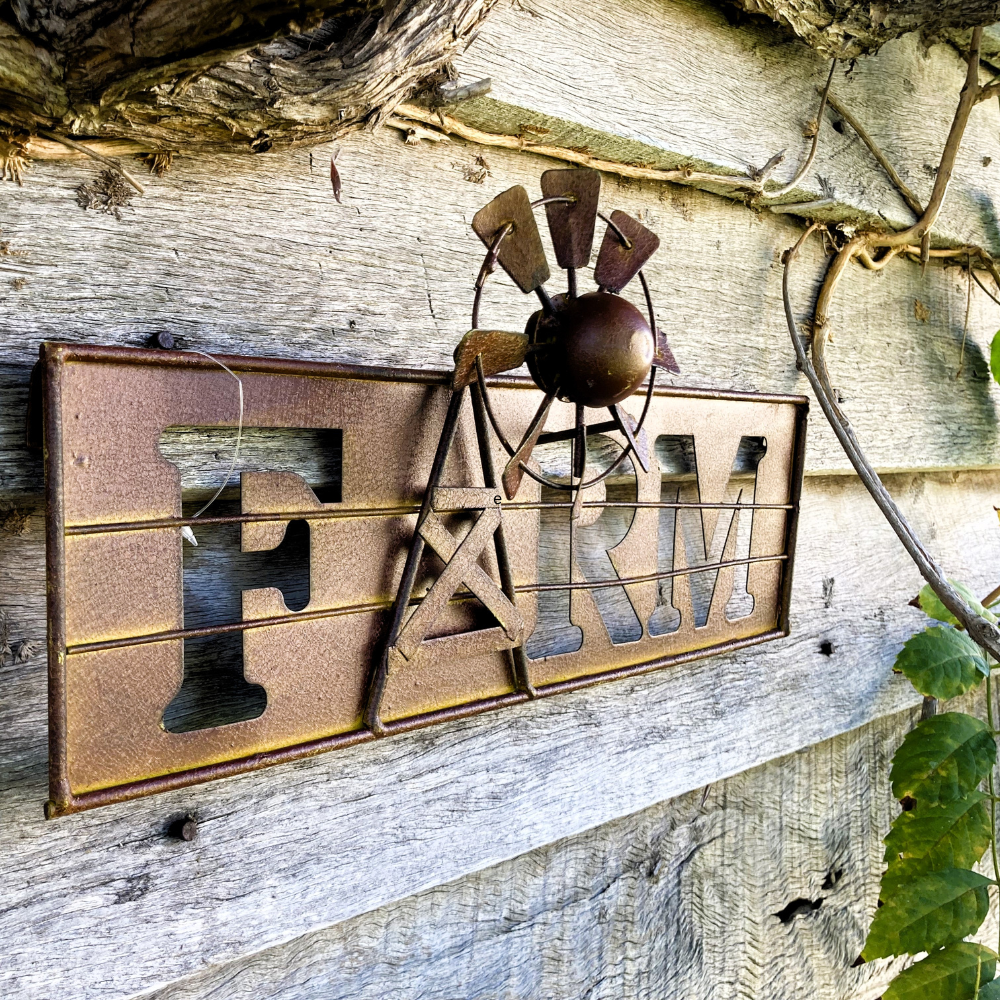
{"left": 991, "top": 330, "right": 1000, "bottom": 385}
{"left": 891, "top": 713, "right": 997, "bottom": 806}
{"left": 980, "top": 978, "right": 1000, "bottom": 998}
{"left": 885, "top": 943, "right": 997, "bottom": 1000}
{"left": 918, "top": 581, "right": 998, "bottom": 626}
{"left": 863, "top": 868, "right": 993, "bottom": 959}
{"left": 882, "top": 792, "right": 992, "bottom": 893}
{"left": 895, "top": 627, "right": 989, "bottom": 700}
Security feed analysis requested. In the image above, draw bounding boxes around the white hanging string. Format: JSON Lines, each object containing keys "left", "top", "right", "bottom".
{"left": 180, "top": 351, "right": 245, "bottom": 545}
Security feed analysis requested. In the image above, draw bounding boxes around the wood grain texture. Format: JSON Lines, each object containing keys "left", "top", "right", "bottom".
{"left": 0, "top": 0, "right": 497, "bottom": 151}
{"left": 724, "top": 0, "right": 1000, "bottom": 59}
{"left": 0, "top": 4, "right": 999, "bottom": 991}
{"left": 139, "top": 701, "right": 1000, "bottom": 1000}
{"left": 450, "top": 0, "right": 1000, "bottom": 249}
{"left": 1, "top": 130, "right": 1000, "bottom": 478}
{"left": 125, "top": 711, "right": 919, "bottom": 1000}
{"left": 2, "top": 468, "right": 1000, "bottom": 996}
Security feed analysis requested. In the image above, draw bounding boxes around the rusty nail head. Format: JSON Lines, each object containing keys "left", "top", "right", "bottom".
{"left": 169, "top": 814, "right": 198, "bottom": 841}
{"left": 150, "top": 332, "right": 175, "bottom": 350}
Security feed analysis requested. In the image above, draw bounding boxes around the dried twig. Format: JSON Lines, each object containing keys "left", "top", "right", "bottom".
{"left": 976, "top": 80, "right": 1000, "bottom": 105}
{"left": 780, "top": 28, "right": 1000, "bottom": 659}
{"left": 783, "top": 225, "right": 1000, "bottom": 660}
{"left": 856, "top": 246, "right": 905, "bottom": 271}
{"left": 761, "top": 59, "right": 836, "bottom": 201}
{"left": 824, "top": 91, "right": 923, "bottom": 217}
{"left": 35, "top": 128, "right": 145, "bottom": 194}
{"left": 431, "top": 77, "right": 492, "bottom": 107}
{"left": 957, "top": 252, "right": 972, "bottom": 378}
{"left": 972, "top": 268, "right": 1000, "bottom": 307}
{"left": 872, "top": 28, "right": 983, "bottom": 249}
{"left": 808, "top": 28, "right": 986, "bottom": 360}
{"left": 391, "top": 103, "right": 765, "bottom": 193}
{"left": 769, "top": 198, "right": 835, "bottom": 215}
{"left": 747, "top": 149, "right": 786, "bottom": 183}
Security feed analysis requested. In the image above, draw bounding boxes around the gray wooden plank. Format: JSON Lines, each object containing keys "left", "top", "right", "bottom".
{"left": 450, "top": 0, "right": 1000, "bottom": 250}
{"left": 0, "top": 6, "right": 999, "bottom": 992}
{"left": 2, "top": 468, "right": 999, "bottom": 997}
{"left": 129, "top": 710, "right": 916, "bottom": 1000}
{"left": 0, "top": 130, "right": 999, "bottom": 477}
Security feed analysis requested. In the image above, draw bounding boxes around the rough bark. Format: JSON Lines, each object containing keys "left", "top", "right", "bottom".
{"left": 724, "top": 0, "right": 1000, "bottom": 58}
{"left": 0, "top": 0, "right": 495, "bottom": 152}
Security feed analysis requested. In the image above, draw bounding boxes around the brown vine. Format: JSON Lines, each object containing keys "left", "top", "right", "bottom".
{"left": 782, "top": 26, "right": 1000, "bottom": 660}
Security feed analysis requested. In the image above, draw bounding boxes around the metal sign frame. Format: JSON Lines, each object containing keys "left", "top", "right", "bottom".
{"left": 41, "top": 342, "right": 807, "bottom": 816}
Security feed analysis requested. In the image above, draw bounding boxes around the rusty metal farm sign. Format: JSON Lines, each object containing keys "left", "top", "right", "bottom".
{"left": 41, "top": 343, "right": 805, "bottom": 815}
{"left": 41, "top": 170, "right": 805, "bottom": 815}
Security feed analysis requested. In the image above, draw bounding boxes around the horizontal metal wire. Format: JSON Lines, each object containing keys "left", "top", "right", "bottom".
{"left": 64, "top": 501, "right": 794, "bottom": 536}
{"left": 64, "top": 553, "right": 787, "bottom": 655}
{"left": 518, "top": 553, "right": 787, "bottom": 592}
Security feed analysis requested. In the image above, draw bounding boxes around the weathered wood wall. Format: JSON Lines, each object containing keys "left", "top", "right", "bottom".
{"left": 4, "top": 0, "right": 1000, "bottom": 996}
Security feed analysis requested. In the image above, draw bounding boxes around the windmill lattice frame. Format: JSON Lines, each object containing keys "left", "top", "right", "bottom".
{"left": 364, "top": 168, "right": 683, "bottom": 732}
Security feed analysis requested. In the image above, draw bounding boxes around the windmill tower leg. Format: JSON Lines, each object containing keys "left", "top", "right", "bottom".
{"left": 468, "top": 380, "right": 536, "bottom": 699}
{"left": 364, "top": 380, "right": 535, "bottom": 737}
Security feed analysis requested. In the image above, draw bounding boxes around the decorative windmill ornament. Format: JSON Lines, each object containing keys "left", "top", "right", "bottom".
{"left": 365, "top": 167, "right": 680, "bottom": 731}
{"left": 452, "top": 168, "right": 678, "bottom": 499}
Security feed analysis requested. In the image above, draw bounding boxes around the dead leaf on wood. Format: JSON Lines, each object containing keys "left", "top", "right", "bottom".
{"left": 331, "top": 148, "right": 342, "bottom": 203}
{"left": 76, "top": 169, "right": 135, "bottom": 220}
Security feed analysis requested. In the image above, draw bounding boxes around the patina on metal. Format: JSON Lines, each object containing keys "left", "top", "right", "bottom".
{"left": 41, "top": 170, "right": 807, "bottom": 817}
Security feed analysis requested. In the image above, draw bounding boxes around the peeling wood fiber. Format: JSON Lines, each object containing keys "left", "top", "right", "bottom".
{"left": 724, "top": 0, "right": 1000, "bottom": 58}
{"left": 0, "top": 0, "right": 496, "bottom": 150}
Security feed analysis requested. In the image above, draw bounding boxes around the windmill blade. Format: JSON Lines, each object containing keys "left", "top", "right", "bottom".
{"left": 652, "top": 327, "right": 680, "bottom": 374}
{"left": 502, "top": 392, "right": 556, "bottom": 499}
{"left": 594, "top": 210, "right": 660, "bottom": 293}
{"left": 472, "top": 185, "right": 550, "bottom": 293}
{"left": 453, "top": 330, "right": 529, "bottom": 389}
{"left": 540, "top": 168, "right": 601, "bottom": 270}
{"left": 610, "top": 404, "right": 650, "bottom": 473}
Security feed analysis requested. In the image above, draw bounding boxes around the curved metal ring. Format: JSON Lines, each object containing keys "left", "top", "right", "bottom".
{"left": 510, "top": 370, "right": 656, "bottom": 493}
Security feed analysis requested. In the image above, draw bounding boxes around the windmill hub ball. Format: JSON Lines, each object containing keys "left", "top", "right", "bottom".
{"left": 526, "top": 291, "right": 654, "bottom": 408}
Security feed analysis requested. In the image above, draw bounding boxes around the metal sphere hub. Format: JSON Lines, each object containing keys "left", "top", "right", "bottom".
{"left": 526, "top": 290, "right": 654, "bottom": 408}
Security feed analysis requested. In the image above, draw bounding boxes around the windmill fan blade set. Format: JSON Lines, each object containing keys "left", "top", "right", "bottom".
{"left": 454, "top": 166, "right": 679, "bottom": 502}
{"left": 362, "top": 167, "right": 803, "bottom": 738}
